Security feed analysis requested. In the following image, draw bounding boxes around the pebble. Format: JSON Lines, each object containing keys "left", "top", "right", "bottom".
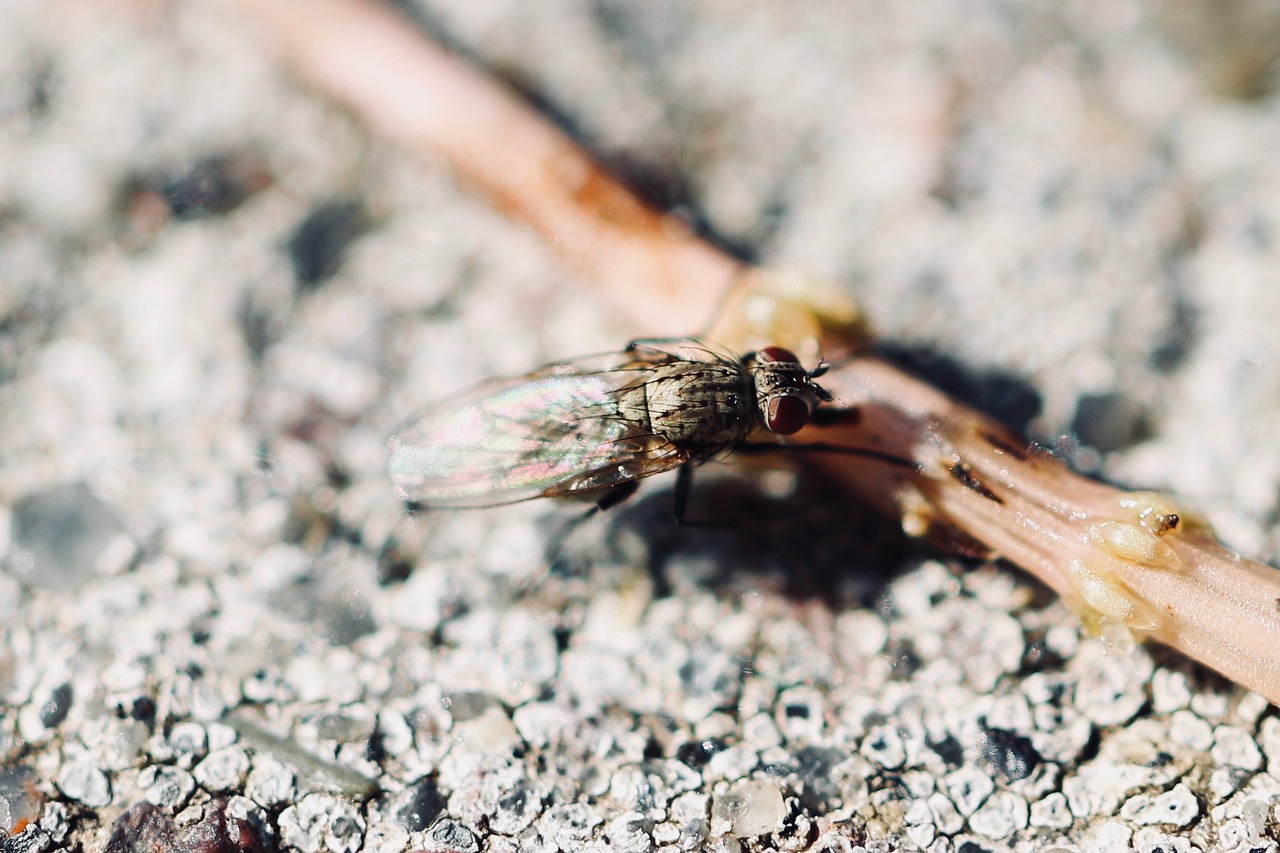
{"left": 278, "top": 793, "right": 366, "bottom": 853}
{"left": 604, "top": 810, "right": 653, "bottom": 853}
{"left": 54, "top": 759, "right": 111, "bottom": 808}
{"left": 246, "top": 755, "right": 296, "bottom": 808}
{"left": 1149, "top": 668, "right": 1191, "bottom": 713}
{"left": 139, "top": 764, "right": 195, "bottom": 809}
{"left": 967, "top": 790, "right": 1028, "bottom": 839}
{"left": 1072, "top": 646, "right": 1150, "bottom": 727}
{"left": 774, "top": 686, "right": 825, "bottom": 744}
{"left": 860, "top": 725, "right": 907, "bottom": 770}
{"left": 711, "top": 779, "right": 784, "bottom": 838}
{"left": 1131, "top": 827, "right": 1199, "bottom": 853}
{"left": 1211, "top": 724, "right": 1263, "bottom": 771}
{"left": 1120, "top": 782, "right": 1199, "bottom": 827}
{"left": 1168, "top": 710, "right": 1214, "bottom": 752}
{"left": 540, "top": 802, "right": 603, "bottom": 849}
{"left": 706, "top": 744, "right": 758, "bottom": 782}
{"left": 942, "top": 766, "right": 993, "bottom": 817}
{"left": 425, "top": 818, "right": 479, "bottom": 853}
{"left": 193, "top": 746, "right": 251, "bottom": 792}
{"left": 482, "top": 769, "right": 542, "bottom": 835}
{"left": 154, "top": 721, "right": 208, "bottom": 768}
{"left": 1029, "top": 791, "right": 1073, "bottom": 829}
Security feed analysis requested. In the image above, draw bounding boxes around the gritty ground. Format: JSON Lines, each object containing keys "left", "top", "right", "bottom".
{"left": 3, "top": 2, "right": 1280, "bottom": 852}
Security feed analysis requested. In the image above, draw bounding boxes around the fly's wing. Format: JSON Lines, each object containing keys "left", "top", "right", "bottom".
{"left": 387, "top": 353, "right": 689, "bottom": 508}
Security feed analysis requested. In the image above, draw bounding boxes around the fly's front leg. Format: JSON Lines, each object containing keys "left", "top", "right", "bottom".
{"left": 672, "top": 462, "right": 711, "bottom": 527}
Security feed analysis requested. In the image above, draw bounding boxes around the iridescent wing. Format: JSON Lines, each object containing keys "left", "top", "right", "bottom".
{"left": 387, "top": 346, "right": 708, "bottom": 508}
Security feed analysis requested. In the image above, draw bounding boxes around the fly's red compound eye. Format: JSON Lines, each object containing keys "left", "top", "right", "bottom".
{"left": 757, "top": 345, "right": 799, "bottom": 365}
{"left": 766, "top": 394, "right": 810, "bottom": 434}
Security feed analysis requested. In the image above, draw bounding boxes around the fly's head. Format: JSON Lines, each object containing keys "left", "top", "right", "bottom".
{"left": 744, "top": 345, "right": 834, "bottom": 435}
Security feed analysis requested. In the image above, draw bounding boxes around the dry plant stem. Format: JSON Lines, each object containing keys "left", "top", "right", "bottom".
{"left": 229, "top": 0, "right": 735, "bottom": 331}
{"left": 228, "top": 0, "right": 1280, "bottom": 702}
{"left": 802, "top": 356, "right": 1280, "bottom": 705}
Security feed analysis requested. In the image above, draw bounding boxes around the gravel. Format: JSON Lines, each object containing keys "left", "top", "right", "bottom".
{"left": 3, "top": 1, "right": 1280, "bottom": 851}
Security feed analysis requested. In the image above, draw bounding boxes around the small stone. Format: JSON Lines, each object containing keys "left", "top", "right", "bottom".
{"left": 980, "top": 725, "right": 1041, "bottom": 783}
{"left": 377, "top": 710, "right": 414, "bottom": 757}
{"left": 1132, "top": 827, "right": 1199, "bottom": 853}
{"left": 55, "top": 760, "right": 111, "bottom": 808}
{"left": 425, "top": 818, "right": 478, "bottom": 853}
{"left": 540, "top": 802, "right": 602, "bottom": 849}
{"left": 712, "top": 779, "right": 784, "bottom": 838}
{"left": 1211, "top": 725, "right": 1263, "bottom": 770}
{"left": 156, "top": 721, "right": 208, "bottom": 767}
{"left": 245, "top": 756, "right": 296, "bottom": 808}
{"left": 1190, "top": 691, "right": 1229, "bottom": 721}
{"left": 37, "top": 683, "right": 73, "bottom": 729}
{"left": 774, "top": 686, "right": 825, "bottom": 744}
{"left": 1073, "top": 647, "right": 1149, "bottom": 727}
{"left": 38, "top": 801, "right": 68, "bottom": 844}
{"left": 1120, "top": 783, "right": 1199, "bottom": 827}
{"left": 279, "top": 793, "right": 366, "bottom": 853}
{"left": 139, "top": 765, "right": 195, "bottom": 809}
{"left": 706, "top": 744, "right": 758, "bottom": 781}
{"left": 1208, "top": 766, "right": 1251, "bottom": 801}
{"left": 193, "top": 746, "right": 250, "bottom": 792}
{"left": 604, "top": 810, "right": 652, "bottom": 853}
{"left": 943, "top": 766, "right": 994, "bottom": 817}
{"left": 903, "top": 800, "right": 936, "bottom": 850}
{"left": 1149, "top": 669, "right": 1191, "bottom": 713}
{"left": 968, "top": 790, "right": 1029, "bottom": 839}
{"left": 741, "top": 714, "right": 782, "bottom": 751}
{"left": 1260, "top": 717, "right": 1280, "bottom": 775}
{"left": 388, "top": 778, "right": 446, "bottom": 832}
{"left": 512, "top": 701, "right": 574, "bottom": 748}
{"left": 1168, "top": 710, "right": 1213, "bottom": 752}
{"left": 927, "top": 791, "right": 964, "bottom": 835}
{"left": 1029, "top": 791, "right": 1073, "bottom": 829}
{"left": 1234, "top": 691, "right": 1270, "bottom": 727}
{"left": 1081, "top": 819, "right": 1133, "bottom": 853}
{"left": 653, "top": 821, "right": 679, "bottom": 845}
{"left": 860, "top": 725, "right": 906, "bottom": 770}
{"left": 483, "top": 772, "right": 541, "bottom": 836}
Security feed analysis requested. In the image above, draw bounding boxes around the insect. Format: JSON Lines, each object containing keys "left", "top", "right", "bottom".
{"left": 388, "top": 338, "right": 905, "bottom": 520}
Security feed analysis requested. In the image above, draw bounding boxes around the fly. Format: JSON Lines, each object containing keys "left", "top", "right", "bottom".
{"left": 387, "top": 338, "right": 906, "bottom": 520}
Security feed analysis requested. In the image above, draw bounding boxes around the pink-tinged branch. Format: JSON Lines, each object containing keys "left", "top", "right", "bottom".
{"left": 224, "top": 0, "right": 1280, "bottom": 704}
{"left": 228, "top": 0, "right": 736, "bottom": 332}
{"left": 797, "top": 355, "right": 1280, "bottom": 705}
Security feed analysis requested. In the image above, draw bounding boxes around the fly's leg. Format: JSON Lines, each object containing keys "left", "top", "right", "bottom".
{"left": 544, "top": 481, "right": 641, "bottom": 574}
{"left": 734, "top": 441, "right": 918, "bottom": 472}
{"left": 594, "top": 480, "right": 640, "bottom": 513}
{"left": 808, "top": 406, "right": 864, "bottom": 427}
{"left": 670, "top": 462, "right": 719, "bottom": 527}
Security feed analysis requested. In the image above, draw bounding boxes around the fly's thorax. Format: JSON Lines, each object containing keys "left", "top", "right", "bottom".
{"left": 746, "top": 346, "right": 826, "bottom": 435}
{"left": 616, "top": 359, "right": 756, "bottom": 446}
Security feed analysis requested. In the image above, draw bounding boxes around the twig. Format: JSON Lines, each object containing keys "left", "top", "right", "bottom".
{"left": 225, "top": 0, "right": 1280, "bottom": 704}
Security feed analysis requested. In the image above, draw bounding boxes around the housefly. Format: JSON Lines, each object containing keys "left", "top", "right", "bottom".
{"left": 388, "top": 338, "right": 903, "bottom": 520}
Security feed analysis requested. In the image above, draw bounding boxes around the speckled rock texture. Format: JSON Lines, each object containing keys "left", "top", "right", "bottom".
{"left": 3, "top": 2, "right": 1280, "bottom": 851}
